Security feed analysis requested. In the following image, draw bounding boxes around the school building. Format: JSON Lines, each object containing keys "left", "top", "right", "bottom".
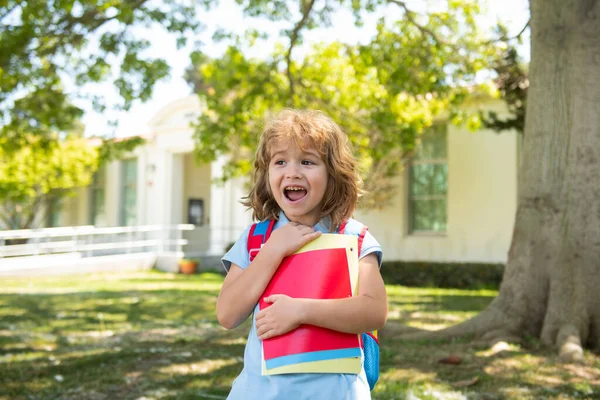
{"left": 42, "top": 95, "right": 520, "bottom": 267}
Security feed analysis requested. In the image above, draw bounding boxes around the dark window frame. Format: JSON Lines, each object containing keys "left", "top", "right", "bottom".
{"left": 408, "top": 124, "right": 448, "bottom": 235}
{"left": 89, "top": 167, "right": 107, "bottom": 226}
{"left": 120, "top": 158, "right": 138, "bottom": 226}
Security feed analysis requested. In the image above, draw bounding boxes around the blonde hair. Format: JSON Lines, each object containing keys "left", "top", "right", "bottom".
{"left": 242, "top": 109, "right": 362, "bottom": 232}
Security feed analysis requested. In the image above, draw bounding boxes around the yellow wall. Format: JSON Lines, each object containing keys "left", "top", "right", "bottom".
{"left": 50, "top": 183, "right": 89, "bottom": 227}
{"left": 58, "top": 163, "right": 114, "bottom": 227}
{"left": 182, "top": 153, "right": 212, "bottom": 254}
{"left": 53, "top": 97, "right": 519, "bottom": 264}
{"left": 355, "top": 107, "right": 519, "bottom": 263}
{"left": 70, "top": 187, "right": 90, "bottom": 226}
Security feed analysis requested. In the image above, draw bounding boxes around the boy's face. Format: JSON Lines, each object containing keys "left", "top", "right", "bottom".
{"left": 268, "top": 139, "right": 328, "bottom": 227}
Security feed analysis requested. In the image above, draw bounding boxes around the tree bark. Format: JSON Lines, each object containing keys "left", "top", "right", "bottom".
{"left": 393, "top": 0, "right": 600, "bottom": 360}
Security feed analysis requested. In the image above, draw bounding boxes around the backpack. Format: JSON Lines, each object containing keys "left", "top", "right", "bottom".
{"left": 247, "top": 219, "right": 380, "bottom": 391}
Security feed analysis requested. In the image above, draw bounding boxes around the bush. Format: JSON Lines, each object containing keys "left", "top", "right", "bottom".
{"left": 381, "top": 261, "right": 504, "bottom": 290}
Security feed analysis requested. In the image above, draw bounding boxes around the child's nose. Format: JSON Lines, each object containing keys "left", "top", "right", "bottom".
{"left": 285, "top": 164, "right": 302, "bottom": 179}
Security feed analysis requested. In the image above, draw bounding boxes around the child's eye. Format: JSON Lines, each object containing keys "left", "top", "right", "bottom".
{"left": 302, "top": 160, "right": 315, "bottom": 165}
{"left": 274, "top": 160, "right": 285, "bottom": 165}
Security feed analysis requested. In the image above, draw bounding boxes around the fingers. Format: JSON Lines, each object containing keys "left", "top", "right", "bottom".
{"left": 256, "top": 317, "right": 276, "bottom": 339}
{"left": 299, "top": 225, "right": 317, "bottom": 236}
{"left": 255, "top": 297, "right": 277, "bottom": 327}
{"left": 258, "top": 329, "right": 277, "bottom": 341}
{"left": 255, "top": 302, "right": 274, "bottom": 321}
{"left": 256, "top": 315, "right": 281, "bottom": 340}
{"left": 263, "top": 294, "right": 287, "bottom": 305}
{"left": 281, "top": 222, "right": 321, "bottom": 239}
{"left": 256, "top": 321, "right": 269, "bottom": 337}
{"left": 293, "top": 225, "right": 319, "bottom": 240}
{"left": 300, "top": 230, "right": 321, "bottom": 245}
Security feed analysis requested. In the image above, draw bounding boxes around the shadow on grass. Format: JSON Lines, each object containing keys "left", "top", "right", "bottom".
{"left": 2, "top": 275, "right": 599, "bottom": 400}
{"left": 377, "top": 332, "right": 600, "bottom": 398}
{"left": 375, "top": 334, "right": 600, "bottom": 399}
{"left": 1, "top": 289, "right": 220, "bottom": 330}
{"left": 0, "top": 285, "right": 248, "bottom": 400}
{"left": 2, "top": 335, "right": 246, "bottom": 399}
{"left": 388, "top": 295, "right": 496, "bottom": 313}
{"left": 377, "top": 288, "right": 600, "bottom": 399}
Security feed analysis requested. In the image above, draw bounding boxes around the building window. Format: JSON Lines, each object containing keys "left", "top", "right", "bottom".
{"left": 120, "top": 159, "right": 137, "bottom": 226}
{"left": 46, "top": 197, "right": 62, "bottom": 228}
{"left": 90, "top": 167, "right": 106, "bottom": 227}
{"left": 409, "top": 124, "right": 448, "bottom": 233}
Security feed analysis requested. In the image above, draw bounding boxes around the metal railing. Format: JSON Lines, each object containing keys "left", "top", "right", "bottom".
{"left": 0, "top": 224, "right": 195, "bottom": 260}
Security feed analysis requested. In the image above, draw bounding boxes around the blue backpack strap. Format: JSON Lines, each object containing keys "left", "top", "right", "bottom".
{"left": 247, "top": 219, "right": 275, "bottom": 261}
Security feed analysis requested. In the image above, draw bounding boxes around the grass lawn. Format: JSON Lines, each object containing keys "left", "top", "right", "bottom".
{"left": 1, "top": 270, "right": 598, "bottom": 400}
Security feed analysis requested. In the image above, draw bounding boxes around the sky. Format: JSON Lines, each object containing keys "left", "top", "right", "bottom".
{"left": 79, "top": 0, "right": 530, "bottom": 139}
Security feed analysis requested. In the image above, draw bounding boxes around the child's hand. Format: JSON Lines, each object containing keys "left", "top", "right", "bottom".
{"left": 265, "top": 222, "right": 321, "bottom": 258}
{"left": 256, "top": 295, "right": 304, "bottom": 340}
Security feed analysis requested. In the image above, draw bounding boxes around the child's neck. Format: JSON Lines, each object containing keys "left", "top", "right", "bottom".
{"left": 283, "top": 213, "right": 319, "bottom": 227}
{"left": 283, "top": 212, "right": 330, "bottom": 229}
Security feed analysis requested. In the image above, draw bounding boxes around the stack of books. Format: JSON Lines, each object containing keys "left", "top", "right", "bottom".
{"left": 259, "top": 234, "right": 362, "bottom": 375}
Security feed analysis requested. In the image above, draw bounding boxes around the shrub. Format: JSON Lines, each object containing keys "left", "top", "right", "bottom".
{"left": 380, "top": 261, "right": 504, "bottom": 290}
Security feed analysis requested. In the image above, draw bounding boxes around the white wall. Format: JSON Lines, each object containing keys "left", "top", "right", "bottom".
{"left": 182, "top": 153, "right": 211, "bottom": 255}
{"left": 208, "top": 156, "right": 253, "bottom": 255}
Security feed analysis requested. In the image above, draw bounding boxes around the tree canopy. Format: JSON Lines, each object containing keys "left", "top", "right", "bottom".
{"left": 0, "top": 135, "right": 98, "bottom": 230}
{"left": 1, "top": 0, "right": 203, "bottom": 228}
{"left": 0, "top": 0, "right": 210, "bottom": 151}
{"left": 481, "top": 40, "right": 529, "bottom": 134}
{"left": 0, "top": 133, "right": 144, "bottom": 230}
{"left": 187, "top": 0, "right": 507, "bottom": 207}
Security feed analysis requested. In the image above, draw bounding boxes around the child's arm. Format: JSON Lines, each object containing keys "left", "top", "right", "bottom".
{"left": 216, "top": 223, "right": 321, "bottom": 330}
{"left": 255, "top": 253, "right": 387, "bottom": 339}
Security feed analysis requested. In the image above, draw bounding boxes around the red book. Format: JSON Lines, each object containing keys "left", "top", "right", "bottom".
{"left": 259, "top": 246, "right": 360, "bottom": 363}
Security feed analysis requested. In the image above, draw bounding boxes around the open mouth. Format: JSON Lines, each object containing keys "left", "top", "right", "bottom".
{"left": 284, "top": 186, "right": 307, "bottom": 202}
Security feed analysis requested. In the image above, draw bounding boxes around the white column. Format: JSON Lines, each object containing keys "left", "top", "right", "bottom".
{"left": 171, "top": 153, "right": 184, "bottom": 224}
{"left": 208, "top": 155, "right": 229, "bottom": 255}
{"left": 136, "top": 149, "right": 147, "bottom": 225}
{"left": 156, "top": 150, "right": 174, "bottom": 225}
{"left": 105, "top": 160, "right": 121, "bottom": 226}
{"left": 143, "top": 149, "right": 160, "bottom": 225}
{"left": 229, "top": 176, "right": 253, "bottom": 240}
{"left": 207, "top": 156, "right": 254, "bottom": 255}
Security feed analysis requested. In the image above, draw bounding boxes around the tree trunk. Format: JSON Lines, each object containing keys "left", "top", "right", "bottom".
{"left": 498, "top": 0, "right": 600, "bottom": 358}
{"left": 393, "top": 0, "right": 600, "bottom": 360}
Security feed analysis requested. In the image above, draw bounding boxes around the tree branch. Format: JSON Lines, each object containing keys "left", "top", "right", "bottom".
{"left": 286, "top": 0, "right": 317, "bottom": 102}
{"left": 387, "top": 0, "right": 451, "bottom": 47}
{"left": 501, "top": 18, "right": 530, "bottom": 42}
{"left": 16, "top": 0, "right": 148, "bottom": 62}
{"left": 62, "top": 0, "right": 148, "bottom": 32}
{"left": 487, "top": 18, "right": 530, "bottom": 44}
{"left": 513, "top": 18, "right": 530, "bottom": 40}
{"left": 22, "top": 194, "right": 44, "bottom": 230}
{"left": 0, "top": 211, "right": 15, "bottom": 230}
